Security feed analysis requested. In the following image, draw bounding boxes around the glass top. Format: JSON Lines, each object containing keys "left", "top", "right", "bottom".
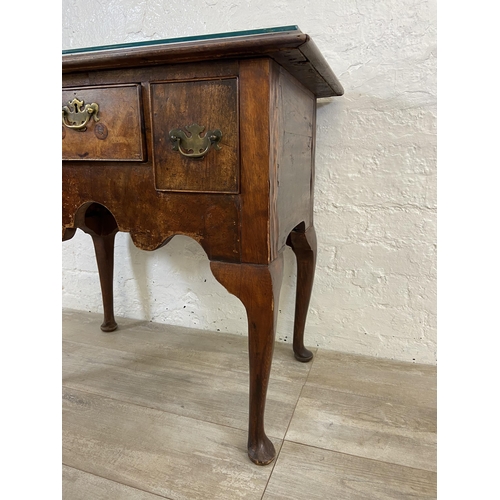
{"left": 62, "top": 25, "right": 300, "bottom": 55}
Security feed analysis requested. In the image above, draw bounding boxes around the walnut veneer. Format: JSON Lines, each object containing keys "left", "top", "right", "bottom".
{"left": 62, "top": 26, "right": 343, "bottom": 465}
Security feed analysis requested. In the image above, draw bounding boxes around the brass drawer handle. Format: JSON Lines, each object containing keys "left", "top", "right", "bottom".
{"left": 62, "top": 98, "right": 99, "bottom": 131}
{"left": 169, "top": 124, "right": 222, "bottom": 159}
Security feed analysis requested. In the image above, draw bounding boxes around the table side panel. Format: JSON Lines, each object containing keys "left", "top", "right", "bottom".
{"left": 270, "top": 63, "right": 316, "bottom": 257}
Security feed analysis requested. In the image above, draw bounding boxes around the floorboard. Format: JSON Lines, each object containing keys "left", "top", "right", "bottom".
{"left": 62, "top": 309, "right": 437, "bottom": 499}
{"left": 63, "top": 466, "right": 170, "bottom": 500}
{"left": 262, "top": 441, "right": 437, "bottom": 500}
{"left": 63, "top": 387, "right": 279, "bottom": 500}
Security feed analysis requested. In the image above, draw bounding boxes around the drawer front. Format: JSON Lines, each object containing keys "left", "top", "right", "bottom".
{"left": 151, "top": 78, "right": 239, "bottom": 193}
{"left": 62, "top": 84, "right": 145, "bottom": 161}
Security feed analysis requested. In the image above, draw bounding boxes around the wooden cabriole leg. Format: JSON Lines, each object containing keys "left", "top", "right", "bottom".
{"left": 91, "top": 231, "right": 118, "bottom": 332}
{"left": 77, "top": 203, "right": 119, "bottom": 333}
{"left": 286, "top": 224, "right": 317, "bottom": 363}
{"left": 210, "top": 254, "right": 284, "bottom": 465}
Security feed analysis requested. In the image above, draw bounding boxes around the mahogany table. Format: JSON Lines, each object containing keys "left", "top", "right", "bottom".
{"left": 62, "top": 26, "right": 343, "bottom": 465}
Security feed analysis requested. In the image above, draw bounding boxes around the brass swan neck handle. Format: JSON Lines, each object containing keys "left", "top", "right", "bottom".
{"left": 62, "top": 98, "right": 100, "bottom": 131}
{"left": 169, "top": 124, "right": 222, "bottom": 159}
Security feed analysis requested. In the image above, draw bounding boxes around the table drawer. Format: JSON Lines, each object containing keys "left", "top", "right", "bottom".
{"left": 62, "top": 84, "right": 145, "bottom": 161}
{"left": 151, "top": 78, "right": 239, "bottom": 193}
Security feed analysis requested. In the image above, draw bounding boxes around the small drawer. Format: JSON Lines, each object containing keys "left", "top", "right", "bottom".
{"left": 151, "top": 78, "right": 239, "bottom": 193}
{"left": 62, "top": 84, "right": 145, "bottom": 161}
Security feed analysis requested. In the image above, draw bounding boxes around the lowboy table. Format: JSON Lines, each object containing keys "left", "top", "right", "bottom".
{"left": 62, "top": 26, "right": 343, "bottom": 465}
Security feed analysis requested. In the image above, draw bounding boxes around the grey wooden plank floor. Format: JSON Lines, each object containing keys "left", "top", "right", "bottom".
{"left": 62, "top": 309, "right": 437, "bottom": 500}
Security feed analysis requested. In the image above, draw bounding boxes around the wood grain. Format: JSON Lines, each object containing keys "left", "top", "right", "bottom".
{"left": 262, "top": 441, "right": 437, "bottom": 500}
{"left": 62, "top": 309, "right": 315, "bottom": 383}
{"left": 210, "top": 256, "right": 284, "bottom": 464}
{"left": 62, "top": 310, "right": 436, "bottom": 498}
{"left": 62, "top": 30, "right": 344, "bottom": 469}
{"left": 62, "top": 166, "right": 241, "bottom": 259}
{"left": 63, "top": 466, "right": 167, "bottom": 500}
{"left": 273, "top": 63, "right": 315, "bottom": 255}
{"left": 62, "top": 339, "right": 303, "bottom": 439}
{"left": 62, "top": 85, "right": 145, "bottom": 161}
{"left": 305, "top": 349, "right": 437, "bottom": 409}
{"left": 151, "top": 78, "right": 239, "bottom": 193}
{"left": 63, "top": 61, "right": 240, "bottom": 89}
{"left": 90, "top": 229, "right": 118, "bottom": 332}
{"left": 63, "top": 387, "right": 280, "bottom": 500}
{"left": 286, "top": 384, "right": 436, "bottom": 471}
{"left": 238, "top": 58, "right": 273, "bottom": 263}
{"left": 286, "top": 225, "right": 317, "bottom": 362}
{"left": 62, "top": 29, "right": 344, "bottom": 97}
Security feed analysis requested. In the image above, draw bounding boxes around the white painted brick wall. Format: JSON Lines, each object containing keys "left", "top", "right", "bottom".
{"left": 62, "top": 0, "right": 437, "bottom": 364}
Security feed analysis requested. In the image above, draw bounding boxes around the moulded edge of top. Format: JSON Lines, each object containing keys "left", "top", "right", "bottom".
{"left": 62, "top": 29, "right": 344, "bottom": 98}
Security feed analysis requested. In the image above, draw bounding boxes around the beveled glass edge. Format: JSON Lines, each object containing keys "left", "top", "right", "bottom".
{"left": 62, "top": 25, "right": 301, "bottom": 55}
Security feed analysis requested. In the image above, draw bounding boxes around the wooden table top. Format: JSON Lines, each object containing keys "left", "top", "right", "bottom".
{"left": 62, "top": 26, "right": 344, "bottom": 98}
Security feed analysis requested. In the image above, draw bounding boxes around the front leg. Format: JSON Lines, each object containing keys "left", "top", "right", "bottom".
{"left": 211, "top": 254, "right": 284, "bottom": 465}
